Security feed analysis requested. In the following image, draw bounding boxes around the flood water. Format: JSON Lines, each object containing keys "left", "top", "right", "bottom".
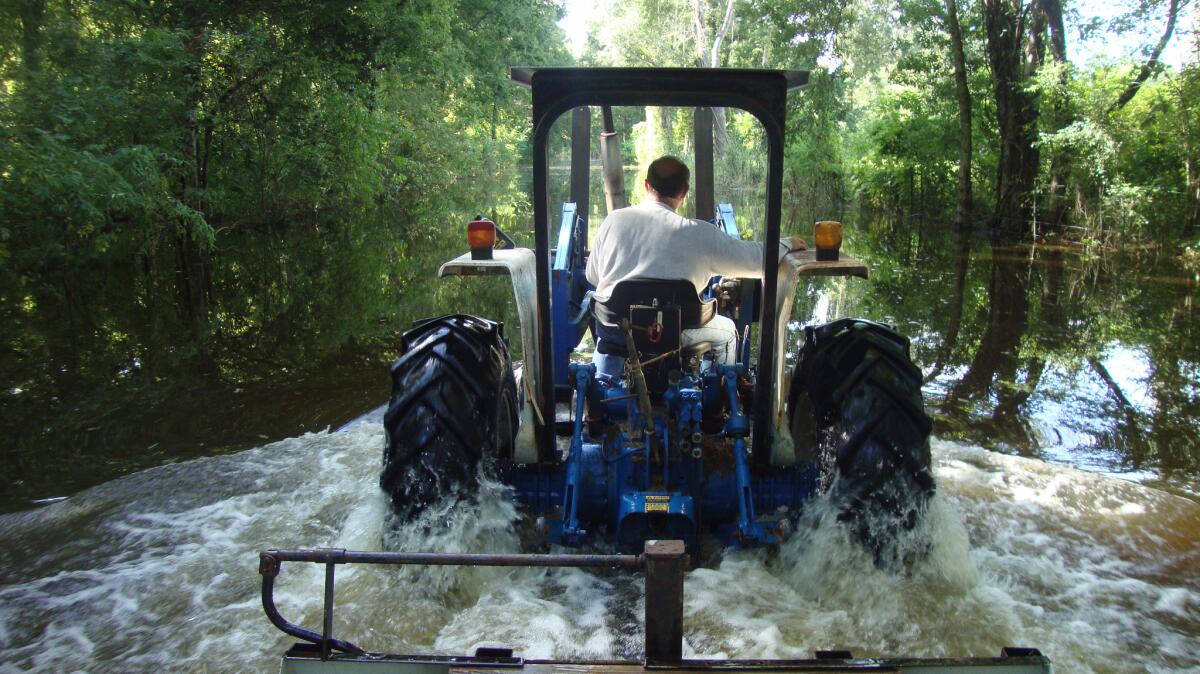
{"left": 1, "top": 428, "right": 1197, "bottom": 672}
{"left": 1, "top": 221, "right": 1199, "bottom": 672}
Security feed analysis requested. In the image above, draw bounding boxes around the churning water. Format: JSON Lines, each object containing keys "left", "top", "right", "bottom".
{"left": 1, "top": 424, "right": 1197, "bottom": 673}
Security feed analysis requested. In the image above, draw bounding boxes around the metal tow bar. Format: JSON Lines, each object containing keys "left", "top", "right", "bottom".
{"left": 259, "top": 540, "right": 689, "bottom": 663}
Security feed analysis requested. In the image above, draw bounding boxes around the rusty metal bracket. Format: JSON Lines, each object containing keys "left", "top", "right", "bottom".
{"left": 643, "top": 540, "right": 689, "bottom": 665}
{"left": 259, "top": 552, "right": 365, "bottom": 658}
{"left": 259, "top": 551, "right": 281, "bottom": 577}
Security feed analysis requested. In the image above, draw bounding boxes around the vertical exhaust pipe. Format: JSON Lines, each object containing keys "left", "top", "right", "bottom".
{"left": 600, "top": 106, "right": 627, "bottom": 212}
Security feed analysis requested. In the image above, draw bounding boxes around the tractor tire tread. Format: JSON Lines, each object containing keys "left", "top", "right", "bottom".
{"left": 787, "top": 318, "right": 934, "bottom": 550}
{"left": 380, "top": 315, "right": 518, "bottom": 520}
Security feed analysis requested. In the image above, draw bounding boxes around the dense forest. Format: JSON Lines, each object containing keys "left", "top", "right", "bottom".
{"left": 582, "top": 0, "right": 1197, "bottom": 241}
{"left": 1, "top": 0, "right": 1197, "bottom": 504}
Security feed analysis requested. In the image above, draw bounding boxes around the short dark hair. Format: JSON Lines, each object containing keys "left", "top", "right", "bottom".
{"left": 646, "top": 156, "right": 690, "bottom": 199}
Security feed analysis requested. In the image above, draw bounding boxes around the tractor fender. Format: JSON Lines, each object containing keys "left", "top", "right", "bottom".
{"left": 770, "top": 250, "right": 868, "bottom": 466}
{"left": 439, "top": 248, "right": 540, "bottom": 464}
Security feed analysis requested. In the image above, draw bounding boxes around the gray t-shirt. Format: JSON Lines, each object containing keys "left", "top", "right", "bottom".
{"left": 585, "top": 200, "right": 789, "bottom": 302}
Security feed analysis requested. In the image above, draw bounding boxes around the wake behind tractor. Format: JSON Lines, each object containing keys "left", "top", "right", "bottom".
{"left": 379, "top": 68, "right": 934, "bottom": 555}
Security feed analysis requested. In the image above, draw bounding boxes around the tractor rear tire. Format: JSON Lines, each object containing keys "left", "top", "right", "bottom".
{"left": 787, "top": 318, "right": 935, "bottom": 558}
{"left": 380, "top": 314, "right": 518, "bottom": 520}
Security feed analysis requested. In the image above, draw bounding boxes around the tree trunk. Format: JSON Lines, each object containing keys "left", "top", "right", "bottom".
{"left": 907, "top": 166, "right": 915, "bottom": 227}
{"left": 945, "top": 234, "right": 1030, "bottom": 405}
{"left": 919, "top": 171, "right": 927, "bottom": 231}
{"left": 1188, "top": 152, "right": 1199, "bottom": 234}
{"left": 693, "top": 0, "right": 706, "bottom": 64}
{"left": 693, "top": 0, "right": 736, "bottom": 157}
{"left": 178, "top": 10, "right": 216, "bottom": 374}
{"left": 1088, "top": 355, "right": 1150, "bottom": 467}
{"left": 984, "top": 0, "right": 1041, "bottom": 238}
{"left": 944, "top": 0, "right": 974, "bottom": 232}
{"left": 1110, "top": 0, "right": 1181, "bottom": 113}
{"left": 990, "top": 354, "right": 1043, "bottom": 448}
{"left": 1147, "top": 283, "right": 1196, "bottom": 470}
{"left": 710, "top": 0, "right": 735, "bottom": 157}
{"left": 1041, "top": 0, "right": 1072, "bottom": 237}
{"left": 990, "top": 245, "right": 1063, "bottom": 437}
{"left": 20, "top": 0, "right": 45, "bottom": 78}
{"left": 924, "top": 226, "right": 972, "bottom": 384}
{"left": 1183, "top": 43, "right": 1199, "bottom": 234}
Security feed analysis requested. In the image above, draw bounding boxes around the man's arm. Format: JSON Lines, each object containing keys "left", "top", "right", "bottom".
{"left": 703, "top": 225, "right": 808, "bottom": 277}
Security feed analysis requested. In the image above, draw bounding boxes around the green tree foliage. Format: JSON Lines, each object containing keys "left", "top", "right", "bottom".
{"left": 2, "top": 0, "right": 1196, "bottom": 504}
{"left": 583, "top": 0, "right": 1196, "bottom": 248}
{"left": 0, "top": 0, "right": 568, "bottom": 483}
{"left": 584, "top": 0, "right": 856, "bottom": 230}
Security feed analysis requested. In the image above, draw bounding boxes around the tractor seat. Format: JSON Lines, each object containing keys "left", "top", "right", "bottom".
{"left": 593, "top": 279, "right": 716, "bottom": 330}
{"left": 592, "top": 280, "right": 717, "bottom": 391}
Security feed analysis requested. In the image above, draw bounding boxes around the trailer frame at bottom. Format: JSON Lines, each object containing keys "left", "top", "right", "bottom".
{"left": 259, "top": 541, "right": 1052, "bottom": 674}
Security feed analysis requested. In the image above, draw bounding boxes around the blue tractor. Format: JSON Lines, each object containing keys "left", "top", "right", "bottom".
{"left": 379, "top": 68, "right": 934, "bottom": 554}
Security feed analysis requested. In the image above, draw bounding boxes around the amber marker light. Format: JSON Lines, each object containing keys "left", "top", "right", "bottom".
{"left": 814, "top": 220, "right": 843, "bottom": 261}
{"left": 468, "top": 216, "right": 496, "bottom": 260}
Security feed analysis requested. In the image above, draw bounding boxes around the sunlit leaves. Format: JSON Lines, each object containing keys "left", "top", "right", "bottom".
{"left": 0, "top": 0, "right": 571, "bottom": 401}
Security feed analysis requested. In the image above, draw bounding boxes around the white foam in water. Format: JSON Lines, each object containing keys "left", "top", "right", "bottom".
{"left": 1, "top": 429, "right": 1197, "bottom": 673}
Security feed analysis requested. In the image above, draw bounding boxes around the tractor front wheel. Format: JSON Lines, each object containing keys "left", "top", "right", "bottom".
{"left": 380, "top": 315, "right": 518, "bottom": 520}
{"left": 787, "top": 318, "right": 935, "bottom": 558}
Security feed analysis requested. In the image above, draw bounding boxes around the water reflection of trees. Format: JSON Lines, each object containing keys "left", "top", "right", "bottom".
{"left": 1148, "top": 282, "right": 1199, "bottom": 473}
{"left": 847, "top": 220, "right": 1198, "bottom": 481}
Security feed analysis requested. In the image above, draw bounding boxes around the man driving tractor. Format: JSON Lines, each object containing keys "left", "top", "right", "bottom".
{"left": 585, "top": 155, "right": 808, "bottom": 378}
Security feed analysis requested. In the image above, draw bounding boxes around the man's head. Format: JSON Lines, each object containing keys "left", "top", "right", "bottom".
{"left": 645, "top": 156, "right": 690, "bottom": 209}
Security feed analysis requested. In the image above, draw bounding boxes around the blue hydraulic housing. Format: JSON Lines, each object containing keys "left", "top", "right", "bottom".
{"left": 716, "top": 203, "right": 740, "bottom": 238}
{"left": 503, "top": 361, "right": 819, "bottom": 552}
{"left": 550, "top": 203, "right": 591, "bottom": 387}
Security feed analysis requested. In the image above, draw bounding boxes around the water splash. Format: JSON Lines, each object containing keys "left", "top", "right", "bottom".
{"left": 0, "top": 429, "right": 1196, "bottom": 673}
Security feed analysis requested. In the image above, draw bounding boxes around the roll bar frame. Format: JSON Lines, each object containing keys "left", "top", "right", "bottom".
{"left": 510, "top": 67, "right": 809, "bottom": 461}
